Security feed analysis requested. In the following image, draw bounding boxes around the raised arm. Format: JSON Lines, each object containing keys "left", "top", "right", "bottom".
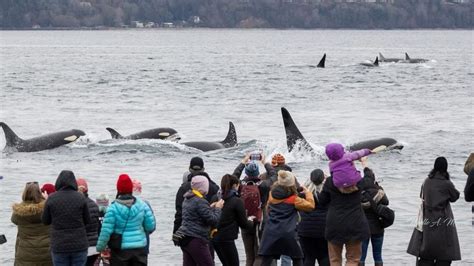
{"left": 347, "top": 149, "right": 371, "bottom": 161}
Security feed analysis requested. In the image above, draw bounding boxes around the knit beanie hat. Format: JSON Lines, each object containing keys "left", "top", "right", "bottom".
{"left": 271, "top": 153, "right": 286, "bottom": 166}
{"left": 191, "top": 175, "right": 209, "bottom": 195}
{"left": 96, "top": 193, "right": 109, "bottom": 212}
{"left": 310, "top": 169, "right": 325, "bottom": 186}
{"left": 132, "top": 179, "right": 142, "bottom": 195}
{"left": 245, "top": 162, "right": 260, "bottom": 177}
{"left": 189, "top": 157, "right": 204, "bottom": 171}
{"left": 117, "top": 174, "right": 133, "bottom": 194}
{"left": 434, "top": 157, "right": 448, "bottom": 173}
{"left": 277, "top": 170, "right": 296, "bottom": 187}
{"left": 76, "top": 178, "right": 88, "bottom": 193}
{"left": 41, "top": 183, "right": 56, "bottom": 195}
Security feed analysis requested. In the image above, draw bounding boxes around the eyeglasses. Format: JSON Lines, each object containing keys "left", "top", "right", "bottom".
{"left": 26, "top": 181, "right": 39, "bottom": 185}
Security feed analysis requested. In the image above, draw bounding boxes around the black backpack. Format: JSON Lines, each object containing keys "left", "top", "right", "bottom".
{"left": 375, "top": 204, "right": 395, "bottom": 228}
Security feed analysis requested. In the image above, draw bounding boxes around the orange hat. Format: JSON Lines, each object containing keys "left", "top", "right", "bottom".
{"left": 271, "top": 153, "right": 286, "bottom": 166}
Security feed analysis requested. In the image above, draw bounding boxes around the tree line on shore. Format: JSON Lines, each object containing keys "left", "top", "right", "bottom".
{"left": 1, "top": 0, "right": 472, "bottom": 29}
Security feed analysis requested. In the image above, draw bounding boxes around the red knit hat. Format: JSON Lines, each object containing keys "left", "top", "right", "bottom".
{"left": 117, "top": 174, "right": 133, "bottom": 194}
{"left": 76, "top": 178, "right": 88, "bottom": 193}
{"left": 271, "top": 153, "right": 286, "bottom": 166}
{"left": 41, "top": 183, "right": 56, "bottom": 195}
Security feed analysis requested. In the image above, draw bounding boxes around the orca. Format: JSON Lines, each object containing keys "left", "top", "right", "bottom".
{"left": 182, "top": 122, "right": 237, "bottom": 152}
{"left": 106, "top": 127, "right": 179, "bottom": 141}
{"left": 0, "top": 122, "right": 85, "bottom": 152}
{"left": 403, "top": 53, "right": 428, "bottom": 63}
{"left": 317, "top": 53, "right": 326, "bottom": 68}
{"left": 360, "top": 56, "right": 379, "bottom": 67}
{"left": 281, "top": 108, "right": 403, "bottom": 153}
{"left": 379, "top": 52, "right": 402, "bottom": 63}
{"left": 348, "top": 138, "right": 404, "bottom": 151}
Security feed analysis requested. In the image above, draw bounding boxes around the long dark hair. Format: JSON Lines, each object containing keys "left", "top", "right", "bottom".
{"left": 429, "top": 169, "right": 450, "bottom": 179}
{"left": 429, "top": 156, "right": 450, "bottom": 180}
{"left": 220, "top": 174, "right": 239, "bottom": 198}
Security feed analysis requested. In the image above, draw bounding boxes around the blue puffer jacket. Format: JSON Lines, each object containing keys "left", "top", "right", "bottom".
{"left": 96, "top": 195, "right": 155, "bottom": 251}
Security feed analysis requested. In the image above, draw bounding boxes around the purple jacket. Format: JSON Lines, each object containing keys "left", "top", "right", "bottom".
{"left": 326, "top": 143, "right": 371, "bottom": 188}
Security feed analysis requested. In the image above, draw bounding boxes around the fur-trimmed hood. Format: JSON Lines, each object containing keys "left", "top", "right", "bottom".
{"left": 12, "top": 201, "right": 45, "bottom": 216}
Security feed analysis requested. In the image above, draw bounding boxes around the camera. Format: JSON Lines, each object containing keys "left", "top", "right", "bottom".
{"left": 249, "top": 151, "right": 262, "bottom": 161}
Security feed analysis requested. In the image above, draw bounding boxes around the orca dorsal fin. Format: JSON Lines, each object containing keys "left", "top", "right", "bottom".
{"left": 379, "top": 52, "right": 385, "bottom": 61}
{"left": 0, "top": 122, "right": 23, "bottom": 147}
{"left": 405, "top": 53, "right": 410, "bottom": 60}
{"left": 317, "top": 53, "right": 326, "bottom": 68}
{"left": 106, "top": 127, "right": 124, "bottom": 139}
{"left": 281, "top": 107, "right": 313, "bottom": 152}
{"left": 374, "top": 56, "right": 379, "bottom": 66}
{"left": 221, "top": 122, "right": 237, "bottom": 147}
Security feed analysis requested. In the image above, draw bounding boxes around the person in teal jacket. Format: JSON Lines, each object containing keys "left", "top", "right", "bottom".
{"left": 96, "top": 174, "right": 156, "bottom": 265}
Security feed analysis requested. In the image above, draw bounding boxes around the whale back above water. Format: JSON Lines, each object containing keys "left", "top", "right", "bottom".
{"left": 106, "top": 127, "right": 179, "bottom": 140}
{"left": 182, "top": 121, "right": 237, "bottom": 152}
{"left": 0, "top": 122, "right": 85, "bottom": 152}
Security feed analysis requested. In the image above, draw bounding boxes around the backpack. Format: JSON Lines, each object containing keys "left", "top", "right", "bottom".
{"left": 240, "top": 181, "right": 262, "bottom": 222}
{"left": 376, "top": 204, "right": 395, "bottom": 228}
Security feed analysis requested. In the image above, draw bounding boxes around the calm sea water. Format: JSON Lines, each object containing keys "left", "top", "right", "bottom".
{"left": 0, "top": 29, "right": 473, "bottom": 265}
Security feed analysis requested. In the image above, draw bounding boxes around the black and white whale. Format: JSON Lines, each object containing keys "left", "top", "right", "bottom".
{"left": 360, "top": 56, "right": 379, "bottom": 67}
{"left": 379, "top": 52, "right": 402, "bottom": 63}
{"left": 317, "top": 53, "right": 326, "bottom": 68}
{"left": 106, "top": 127, "right": 179, "bottom": 141}
{"left": 182, "top": 122, "right": 237, "bottom": 152}
{"left": 281, "top": 107, "right": 403, "bottom": 153}
{"left": 0, "top": 122, "right": 85, "bottom": 152}
{"left": 403, "top": 53, "right": 428, "bottom": 63}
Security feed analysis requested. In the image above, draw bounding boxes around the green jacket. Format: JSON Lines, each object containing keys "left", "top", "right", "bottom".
{"left": 11, "top": 201, "right": 52, "bottom": 266}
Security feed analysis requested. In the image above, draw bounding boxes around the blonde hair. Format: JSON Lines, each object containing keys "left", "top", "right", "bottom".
{"left": 22, "top": 182, "right": 44, "bottom": 203}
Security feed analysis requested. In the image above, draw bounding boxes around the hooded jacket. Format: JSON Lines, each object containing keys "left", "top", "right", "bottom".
{"left": 11, "top": 201, "right": 52, "bottom": 266}
{"left": 42, "top": 170, "right": 90, "bottom": 253}
{"left": 407, "top": 173, "right": 461, "bottom": 261}
{"left": 258, "top": 185, "right": 315, "bottom": 258}
{"left": 177, "top": 190, "right": 222, "bottom": 240}
{"left": 326, "top": 144, "right": 371, "bottom": 188}
{"left": 173, "top": 171, "right": 219, "bottom": 233}
{"left": 96, "top": 195, "right": 156, "bottom": 251}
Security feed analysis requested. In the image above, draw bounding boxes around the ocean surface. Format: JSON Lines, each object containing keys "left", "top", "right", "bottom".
{"left": 0, "top": 29, "right": 473, "bottom": 265}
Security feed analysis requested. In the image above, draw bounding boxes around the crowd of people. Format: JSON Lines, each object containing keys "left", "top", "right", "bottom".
{"left": 9, "top": 144, "right": 474, "bottom": 266}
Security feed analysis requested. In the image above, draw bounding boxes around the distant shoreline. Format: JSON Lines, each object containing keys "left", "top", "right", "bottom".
{"left": 1, "top": 27, "right": 472, "bottom": 31}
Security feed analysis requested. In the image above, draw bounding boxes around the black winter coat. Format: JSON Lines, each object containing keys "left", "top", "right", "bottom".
{"left": 213, "top": 190, "right": 253, "bottom": 241}
{"left": 42, "top": 171, "right": 90, "bottom": 253}
{"left": 297, "top": 192, "right": 328, "bottom": 239}
{"left": 173, "top": 171, "right": 219, "bottom": 233}
{"left": 409, "top": 174, "right": 461, "bottom": 261}
{"left": 359, "top": 175, "right": 389, "bottom": 236}
{"left": 317, "top": 176, "right": 370, "bottom": 244}
{"left": 84, "top": 195, "right": 100, "bottom": 247}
